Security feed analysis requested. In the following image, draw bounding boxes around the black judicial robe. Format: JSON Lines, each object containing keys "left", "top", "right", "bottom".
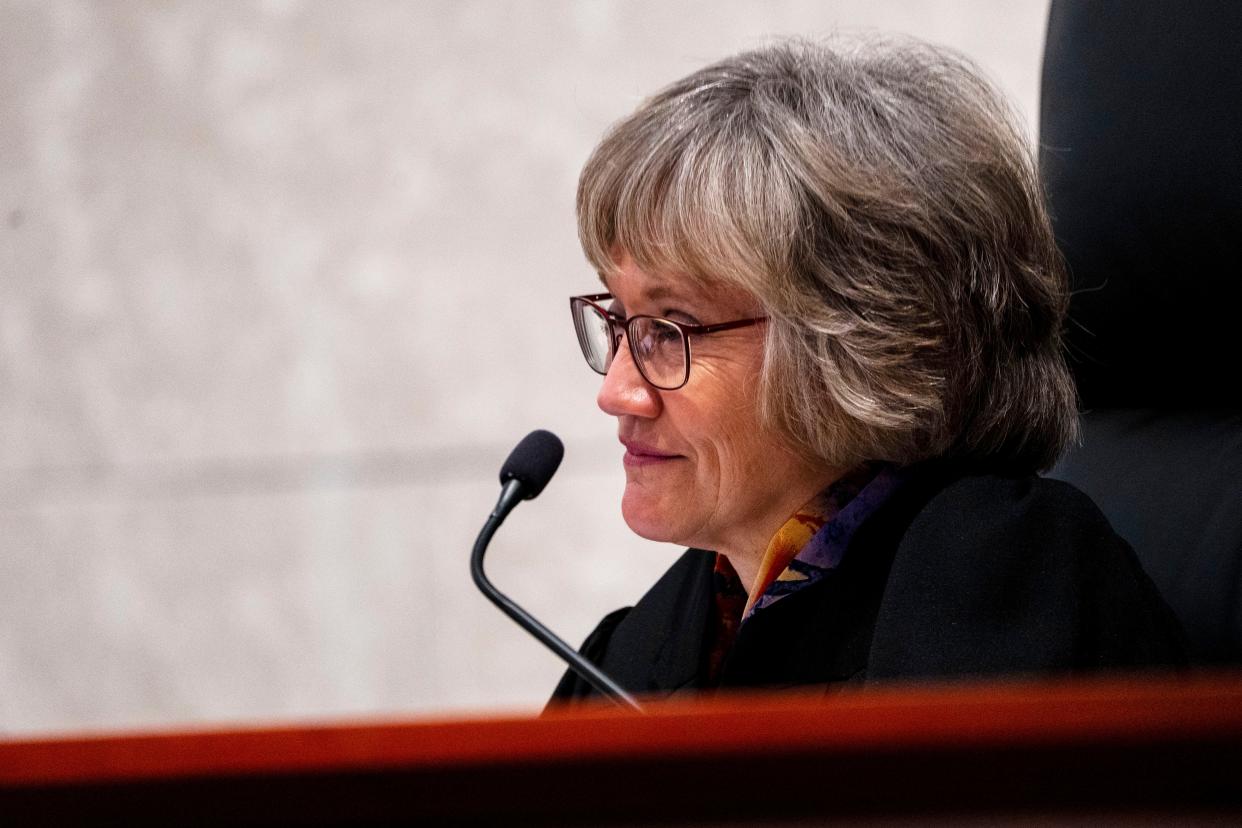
{"left": 550, "top": 468, "right": 1187, "bottom": 702}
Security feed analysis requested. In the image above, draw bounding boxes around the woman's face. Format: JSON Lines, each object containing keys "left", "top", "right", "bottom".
{"left": 597, "top": 254, "right": 837, "bottom": 558}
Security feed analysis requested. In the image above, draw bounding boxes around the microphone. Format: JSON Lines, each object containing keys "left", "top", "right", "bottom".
{"left": 470, "top": 430, "right": 642, "bottom": 712}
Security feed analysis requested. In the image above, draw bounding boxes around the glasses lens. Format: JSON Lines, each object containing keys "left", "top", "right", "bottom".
{"left": 630, "top": 317, "right": 687, "bottom": 389}
{"left": 572, "top": 300, "right": 613, "bottom": 374}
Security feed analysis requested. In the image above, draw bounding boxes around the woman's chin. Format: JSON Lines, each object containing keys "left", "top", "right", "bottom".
{"left": 620, "top": 492, "right": 683, "bottom": 545}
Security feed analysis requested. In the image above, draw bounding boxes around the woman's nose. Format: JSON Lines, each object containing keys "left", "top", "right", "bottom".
{"left": 597, "top": 335, "right": 661, "bottom": 419}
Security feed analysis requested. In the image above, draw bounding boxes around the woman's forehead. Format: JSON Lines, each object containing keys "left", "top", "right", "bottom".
{"left": 602, "top": 263, "right": 759, "bottom": 316}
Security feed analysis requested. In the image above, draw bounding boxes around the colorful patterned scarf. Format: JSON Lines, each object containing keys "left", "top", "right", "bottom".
{"left": 703, "top": 462, "right": 907, "bottom": 684}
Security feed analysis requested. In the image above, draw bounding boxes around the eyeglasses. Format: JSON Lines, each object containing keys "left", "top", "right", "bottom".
{"left": 570, "top": 292, "right": 766, "bottom": 390}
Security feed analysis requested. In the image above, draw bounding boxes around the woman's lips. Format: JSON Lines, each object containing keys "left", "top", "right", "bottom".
{"left": 621, "top": 440, "right": 681, "bottom": 468}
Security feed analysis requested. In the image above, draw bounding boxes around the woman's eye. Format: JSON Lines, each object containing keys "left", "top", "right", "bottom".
{"left": 654, "top": 324, "right": 683, "bottom": 345}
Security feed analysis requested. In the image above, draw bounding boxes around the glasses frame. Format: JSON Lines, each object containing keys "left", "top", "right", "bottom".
{"left": 570, "top": 292, "right": 766, "bottom": 390}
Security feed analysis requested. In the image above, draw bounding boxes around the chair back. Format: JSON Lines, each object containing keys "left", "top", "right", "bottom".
{"left": 1041, "top": 0, "right": 1242, "bottom": 663}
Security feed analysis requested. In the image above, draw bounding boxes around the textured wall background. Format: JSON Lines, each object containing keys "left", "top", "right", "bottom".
{"left": 0, "top": 0, "right": 1049, "bottom": 734}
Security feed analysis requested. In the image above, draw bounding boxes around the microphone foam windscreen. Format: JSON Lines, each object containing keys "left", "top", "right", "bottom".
{"left": 499, "top": 429, "right": 564, "bottom": 499}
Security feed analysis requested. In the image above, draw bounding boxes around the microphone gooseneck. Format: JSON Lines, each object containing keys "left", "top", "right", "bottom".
{"left": 471, "top": 430, "right": 642, "bottom": 712}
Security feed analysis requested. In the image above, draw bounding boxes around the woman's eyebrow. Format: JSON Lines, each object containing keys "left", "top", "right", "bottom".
{"left": 640, "top": 283, "right": 698, "bottom": 307}
{"left": 644, "top": 284, "right": 680, "bottom": 302}
{"left": 597, "top": 274, "right": 690, "bottom": 305}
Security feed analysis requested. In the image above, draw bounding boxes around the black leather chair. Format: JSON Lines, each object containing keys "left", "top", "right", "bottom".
{"left": 1041, "top": 1, "right": 1242, "bottom": 664}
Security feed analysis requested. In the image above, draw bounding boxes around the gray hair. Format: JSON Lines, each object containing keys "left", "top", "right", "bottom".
{"left": 577, "top": 36, "right": 1078, "bottom": 473}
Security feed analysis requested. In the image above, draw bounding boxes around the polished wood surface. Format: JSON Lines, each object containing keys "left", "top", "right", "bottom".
{"left": 3, "top": 672, "right": 1241, "bottom": 825}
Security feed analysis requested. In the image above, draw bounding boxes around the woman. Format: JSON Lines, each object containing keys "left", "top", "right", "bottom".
{"left": 552, "top": 37, "right": 1184, "bottom": 702}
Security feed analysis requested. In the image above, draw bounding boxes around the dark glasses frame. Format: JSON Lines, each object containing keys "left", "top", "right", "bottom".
{"left": 570, "top": 292, "right": 766, "bottom": 390}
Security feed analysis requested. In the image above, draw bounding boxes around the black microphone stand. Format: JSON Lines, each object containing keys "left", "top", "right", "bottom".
{"left": 471, "top": 479, "right": 643, "bottom": 712}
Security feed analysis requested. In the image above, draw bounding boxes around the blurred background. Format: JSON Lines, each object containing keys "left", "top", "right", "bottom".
{"left": 0, "top": 0, "right": 1049, "bottom": 734}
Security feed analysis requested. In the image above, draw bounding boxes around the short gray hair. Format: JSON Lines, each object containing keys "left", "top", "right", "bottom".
{"left": 577, "top": 36, "right": 1077, "bottom": 473}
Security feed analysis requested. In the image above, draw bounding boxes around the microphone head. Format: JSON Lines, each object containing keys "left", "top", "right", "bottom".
{"left": 499, "top": 430, "right": 564, "bottom": 499}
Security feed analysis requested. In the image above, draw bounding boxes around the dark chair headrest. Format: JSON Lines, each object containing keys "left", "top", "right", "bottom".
{"left": 1052, "top": 409, "right": 1242, "bottom": 663}
{"left": 1039, "top": 1, "right": 1242, "bottom": 408}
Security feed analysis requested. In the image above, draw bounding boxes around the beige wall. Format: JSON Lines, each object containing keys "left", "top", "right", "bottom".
{"left": 0, "top": 0, "right": 1050, "bottom": 734}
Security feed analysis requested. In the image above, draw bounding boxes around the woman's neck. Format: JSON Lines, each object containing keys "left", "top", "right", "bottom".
{"left": 716, "top": 466, "right": 846, "bottom": 597}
